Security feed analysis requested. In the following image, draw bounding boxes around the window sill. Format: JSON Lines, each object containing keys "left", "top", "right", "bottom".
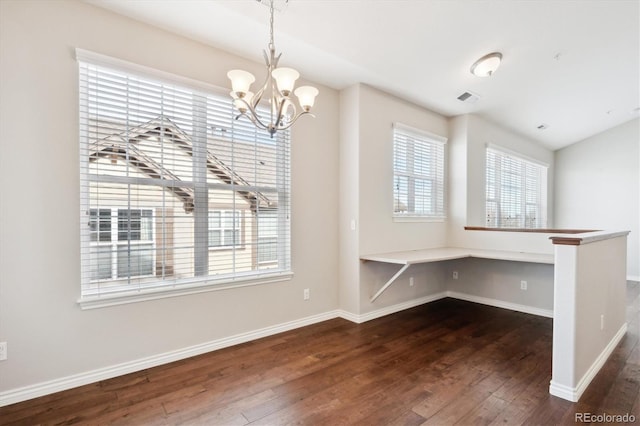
{"left": 78, "top": 271, "right": 293, "bottom": 310}
{"left": 393, "top": 216, "right": 445, "bottom": 223}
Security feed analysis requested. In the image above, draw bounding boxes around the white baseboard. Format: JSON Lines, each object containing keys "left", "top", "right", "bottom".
{"left": 337, "top": 290, "right": 553, "bottom": 323}
{"left": 549, "top": 322, "right": 628, "bottom": 402}
{"left": 337, "top": 292, "right": 448, "bottom": 324}
{"left": 0, "top": 291, "right": 555, "bottom": 407}
{"left": 445, "top": 291, "right": 554, "bottom": 318}
{"left": 0, "top": 310, "right": 340, "bottom": 408}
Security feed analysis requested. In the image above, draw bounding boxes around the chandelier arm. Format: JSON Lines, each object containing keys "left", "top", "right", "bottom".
{"left": 273, "top": 97, "right": 289, "bottom": 129}
{"left": 274, "top": 110, "right": 315, "bottom": 132}
{"left": 244, "top": 106, "right": 273, "bottom": 131}
{"left": 232, "top": 98, "right": 270, "bottom": 131}
{"left": 252, "top": 76, "right": 270, "bottom": 108}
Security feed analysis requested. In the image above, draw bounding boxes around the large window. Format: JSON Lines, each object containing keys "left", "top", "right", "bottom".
{"left": 485, "top": 146, "right": 548, "bottom": 228}
{"left": 78, "top": 50, "right": 291, "bottom": 304}
{"left": 393, "top": 123, "right": 446, "bottom": 220}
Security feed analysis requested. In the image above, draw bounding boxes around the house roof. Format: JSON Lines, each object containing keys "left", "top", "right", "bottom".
{"left": 89, "top": 116, "right": 277, "bottom": 213}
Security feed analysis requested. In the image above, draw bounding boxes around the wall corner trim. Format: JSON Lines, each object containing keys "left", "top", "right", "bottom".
{"left": 549, "top": 322, "right": 627, "bottom": 402}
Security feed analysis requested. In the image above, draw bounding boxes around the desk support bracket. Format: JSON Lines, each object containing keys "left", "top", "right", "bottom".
{"left": 370, "top": 263, "right": 410, "bottom": 303}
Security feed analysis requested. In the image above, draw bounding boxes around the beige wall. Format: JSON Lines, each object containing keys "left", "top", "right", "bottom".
{"left": 444, "top": 114, "right": 556, "bottom": 312}
{"left": 0, "top": 0, "right": 339, "bottom": 393}
{"left": 448, "top": 114, "right": 555, "bottom": 249}
{"left": 339, "top": 84, "right": 449, "bottom": 314}
{"left": 358, "top": 85, "right": 449, "bottom": 255}
{"left": 554, "top": 118, "right": 640, "bottom": 280}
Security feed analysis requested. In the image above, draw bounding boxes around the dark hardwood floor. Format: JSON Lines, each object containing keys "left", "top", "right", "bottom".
{"left": 2, "top": 282, "right": 638, "bottom": 425}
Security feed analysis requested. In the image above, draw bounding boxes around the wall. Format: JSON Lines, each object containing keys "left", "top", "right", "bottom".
{"left": 554, "top": 118, "right": 640, "bottom": 280}
{"left": 341, "top": 94, "right": 559, "bottom": 317}
{"left": 550, "top": 233, "right": 629, "bottom": 401}
{"left": 338, "top": 85, "right": 361, "bottom": 314}
{"left": 0, "top": 0, "right": 339, "bottom": 397}
{"left": 449, "top": 114, "right": 555, "bottom": 244}
{"left": 338, "top": 84, "right": 449, "bottom": 316}
{"left": 448, "top": 114, "right": 557, "bottom": 253}
{"left": 446, "top": 114, "right": 556, "bottom": 312}
{"left": 357, "top": 85, "right": 449, "bottom": 256}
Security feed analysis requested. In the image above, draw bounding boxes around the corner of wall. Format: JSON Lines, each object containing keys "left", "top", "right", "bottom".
{"left": 338, "top": 85, "right": 361, "bottom": 314}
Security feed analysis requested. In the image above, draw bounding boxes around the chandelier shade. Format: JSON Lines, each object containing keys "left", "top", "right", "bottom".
{"left": 227, "top": 70, "right": 256, "bottom": 97}
{"left": 227, "top": 0, "right": 318, "bottom": 137}
{"left": 294, "top": 86, "right": 319, "bottom": 111}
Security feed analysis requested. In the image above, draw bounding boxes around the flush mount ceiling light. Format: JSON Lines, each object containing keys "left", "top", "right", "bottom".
{"left": 470, "top": 52, "right": 503, "bottom": 77}
{"left": 227, "top": 0, "right": 318, "bottom": 137}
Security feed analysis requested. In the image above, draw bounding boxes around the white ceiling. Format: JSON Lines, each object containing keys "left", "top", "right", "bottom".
{"left": 88, "top": 0, "right": 640, "bottom": 150}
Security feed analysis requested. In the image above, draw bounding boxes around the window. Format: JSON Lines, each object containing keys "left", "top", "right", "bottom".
{"left": 485, "top": 146, "right": 548, "bottom": 228}
{"left": 78, "top": 50, "right": 291, "bottom": 304}
{"left": 88, "top": 208, "right": 154, "bottom": 281}
{"left": 208, "top": 211, "right": 242, "bottom": 248}
{"left": 257, "top": 212, "right": 278, "bottom": 264}
{"left": 393, "top": 123, "right": 446, "bottom": 220}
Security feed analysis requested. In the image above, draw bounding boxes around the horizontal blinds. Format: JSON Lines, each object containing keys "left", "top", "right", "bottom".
{"left": 79, "top": 56, "right": 290, "bottom": 299}
{"left": 393, "top": 125, "right": 446, "bottom": 218}
{"left": 485, "top": 147, "right": 547, "bottom": 228}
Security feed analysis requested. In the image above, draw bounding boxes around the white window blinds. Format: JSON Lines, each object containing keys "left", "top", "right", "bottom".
{"left": 485, "top": 146, "right": 547, "bottom": 228}
{"left": 78, "top": 51, "right": 291, "bottom": 302}
{"left": 393, "top": 124, "right": 446, "bottom": 219}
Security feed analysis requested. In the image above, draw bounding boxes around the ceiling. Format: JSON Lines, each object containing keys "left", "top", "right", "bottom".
{"left": 87, "top": 0, "right": 640, "bottom": 151}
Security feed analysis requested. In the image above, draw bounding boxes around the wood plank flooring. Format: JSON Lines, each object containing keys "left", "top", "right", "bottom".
{"left": 1, "top": 282, "right": 638, "bottom": 425}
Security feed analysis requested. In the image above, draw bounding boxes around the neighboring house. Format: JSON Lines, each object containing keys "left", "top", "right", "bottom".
{"left": 85, "top": 116, "right": 280, "bottom": 294}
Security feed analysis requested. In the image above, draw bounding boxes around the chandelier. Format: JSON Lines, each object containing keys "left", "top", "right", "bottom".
{"left": 227, "top": 0, "right": 319, "bottom": 137}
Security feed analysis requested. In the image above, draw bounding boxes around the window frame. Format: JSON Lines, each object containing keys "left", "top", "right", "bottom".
{"left": 392, "top": 123, "right": 447, "bottom": 222}
{"left": 485, "top": 145, "right": 548, "bottom": 229}
{"left": 77, "top": 49, "right": 292, "bottom": 309}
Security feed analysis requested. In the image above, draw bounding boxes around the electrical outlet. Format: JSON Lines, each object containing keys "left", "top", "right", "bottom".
{"left": 600, "top": 314, "right": 604, "bottom": 330}
{"left": 0, "top": 342, "right": 7, "bottom": 361}
{"left": 453, "top": 271, "right": 459, "bottom": 280}
{"left": 409, "top": 276, "right": 414, "bottom": 286}
{"left": 303, "top": 288, "right": 310, "bottom": 301}
{"left": 520, "top": 280, "right": 527, "bottom": 290}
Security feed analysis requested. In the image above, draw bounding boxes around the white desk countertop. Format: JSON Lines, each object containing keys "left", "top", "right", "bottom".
{"left": 360, "top": 247, "right": 554, "bottom": 265}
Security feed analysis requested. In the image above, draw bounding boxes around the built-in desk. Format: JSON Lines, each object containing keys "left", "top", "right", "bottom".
{"left": 360, "top": 230, "right": 630, "bottom": 402}
{"left": 361, "top": 247, "right": 554, "bottom": 302}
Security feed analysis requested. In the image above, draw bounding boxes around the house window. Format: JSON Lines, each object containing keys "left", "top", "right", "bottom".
{"left": 257, "top": 211, "right": 278, "bottom": 264}
{"left": 485, "top": 146, "right": 548, "bottom": 228}
{"left": 209, "top": 211, "right": 241, "bottom": 248}
{"left": 78, "top": 49, "right": 291, "bottom": 305}
{"left": 393, "top": 123, "right": 447, "bottom": 220}
{"left": 88, "top": 208, "right": 154, "bottom": 281}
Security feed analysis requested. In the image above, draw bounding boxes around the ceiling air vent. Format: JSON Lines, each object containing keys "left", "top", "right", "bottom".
{"left": 457, "top": 91, "right": 480, "bottom": 104}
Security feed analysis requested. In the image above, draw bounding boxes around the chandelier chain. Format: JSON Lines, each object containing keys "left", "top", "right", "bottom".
{"left": 268, "top": 0, "right": 275, "bottom": 51}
